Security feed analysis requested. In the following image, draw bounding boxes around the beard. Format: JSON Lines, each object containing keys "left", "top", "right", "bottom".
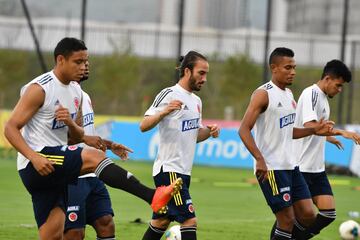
{"left": 189, "top": 75, "right": 201, "bottom": 91}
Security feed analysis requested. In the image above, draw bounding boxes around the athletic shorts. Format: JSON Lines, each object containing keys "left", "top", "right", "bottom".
{"left": 152, "top": 171, "right": 195, "bottom": 223}
{"left": 64, "top": 177, "right": 114, "bottom": 231}
{"left": 258, "top": 167, "right": 311, "bottom": 213}
{"left": 301, "top": 171, "right": 333, "bottom": 197}
{"left": 18, "top": 145, "right": 83, "bottom": 228}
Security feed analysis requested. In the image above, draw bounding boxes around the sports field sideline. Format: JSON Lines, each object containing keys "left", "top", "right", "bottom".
{"left": 0, "top": 149, "right": 359, "bottom": 239}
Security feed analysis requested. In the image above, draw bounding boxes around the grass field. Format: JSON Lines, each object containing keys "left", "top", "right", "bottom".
{"left": 1, "top": 150, "right": 360, "bottom": 239}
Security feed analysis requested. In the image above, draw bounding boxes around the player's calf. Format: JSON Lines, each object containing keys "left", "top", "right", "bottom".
{"left": 181, "top": 226, "right": 197, "bottom": 240}
{"left": 64, "top": 229, "right": 85, "bottom": 240}
{"left": 93, "top": 215, "right": 115, "bottom": 239}
{"left": 307, "top": 209, "right": 336, "bottom": 238}
{"left": 142, "top": 223, "right": 167, "bottom": 240}
{"left": 93, "top": 157, "right": 182, "bottom": 213}
{"left": 272, "top": 228, "right": 292, "bottom": 240}
{"left": 293, "top": 209, "right": 336, "bottom": 239}
{"left": 180, "top": 218, "right": 198, "bottom": 240}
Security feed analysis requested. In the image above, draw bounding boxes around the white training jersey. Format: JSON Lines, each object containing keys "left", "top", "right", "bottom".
{"left": 145, "top": 84, "right": 203, "bottom": 176}
{"left": 17, "top": 71, "right": 82, "bottom": 170}
{"left": 293, "top": 84, "right": 329, "bottom": 172}
{"left": 253, "top": 81, "right": 297, "bottom": 170}
{"left": 78, "top": 90, "right": 96, "bottom": 178}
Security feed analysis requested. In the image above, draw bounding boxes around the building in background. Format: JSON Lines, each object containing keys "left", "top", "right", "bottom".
{"left": 286, "top": 0, "right": 360, "bottom": 35}
{"left": 160, "top": 0, "right": 266, "bottom": 30}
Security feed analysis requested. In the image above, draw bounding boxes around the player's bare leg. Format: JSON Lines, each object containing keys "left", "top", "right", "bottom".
{"left": 293, "top": 199, "right": 316, "bottom": 227}
{"left": 64, "top": 229, "right": 85, "bottom": 240}
{"left": 273, "top": 206, "right": 295, "bottom": 240}
{"left": 92, "top": 215, "right": 115, "bottom": 239}
{"left": 64, "top": 215, "right": 115, "bottom": 240}
{"left": 313, "top": 195, "right": 335, "bottom": 210}
{"left": 39, "top": 207, "right": 65, "bottom": 240}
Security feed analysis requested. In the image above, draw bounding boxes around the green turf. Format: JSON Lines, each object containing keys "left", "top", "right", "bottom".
{"left": 1, "top": 152, "right": 360, "bottom": 239}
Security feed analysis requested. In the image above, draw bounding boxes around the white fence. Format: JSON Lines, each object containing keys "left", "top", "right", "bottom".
{"left": 1, "top": 16, "right": 360, "bottom": 66}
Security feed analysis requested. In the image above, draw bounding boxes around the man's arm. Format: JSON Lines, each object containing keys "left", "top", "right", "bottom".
{"left": 330, "top": 129, "right": 360, "bottom": 145}
{"left": 139, "top": 100, "right": 183, "bottom": 132}
{"left": 293, "top": 126, "right": 317, "bottom": 139}
{"left": 238, "top": 89, "right": 268, "bottom": 181}
{"left": 102, "top": 139, "right": 134, "bottom": 160}
{"left": 82, "top": 136, "right": 133, "bottom": 160}
{"left": 197, "top": 124, "right": 220, "bottom": 142}
{"left": 292, "top": 119, "right": 334, "bottom": 139}
{"left": 4, "top": 84, "right": 55, "bottom": 176}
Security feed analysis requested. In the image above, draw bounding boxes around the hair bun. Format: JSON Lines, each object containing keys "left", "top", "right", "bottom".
{"left": 179, "top": 56, "right": 184, "bottom": 63}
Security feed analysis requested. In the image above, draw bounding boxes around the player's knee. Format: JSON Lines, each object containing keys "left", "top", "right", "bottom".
{"left": 64, "top": 229, "right": 85, "bottom": 240}
{"left": 81, "top": 148, "right": 107, "bottom": 172}
{"left": 93, "top": 215, "right": 115, "bottom": 236}
{"left": 298, "top": 208, "right": 316, "bottom": 224}
{"left": 276, "top": 210, "right": 295, "bottom": 230}
{"left": 282, "top": 215, "right": 295, "bottom": 227}
{"left": 151, "top": 218, "right": 171, "bottom": 229}
{"left": 182, "top": 217, "right": 197, "bottom": 228}
{"left": 41, "top": 231, "right": 63, "bottom": 240}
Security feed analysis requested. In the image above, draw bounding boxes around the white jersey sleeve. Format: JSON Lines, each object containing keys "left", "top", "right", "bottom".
{"left": 299, "top": 87, "right": 319, "bottom": 125}
{"left": 145, "top": 88, "right": 173, "bottom": 116}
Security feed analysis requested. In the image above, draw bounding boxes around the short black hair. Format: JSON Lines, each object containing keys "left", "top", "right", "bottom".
{"left": 269, "top": 47, "right": 294, "bottom": 65}
{"left": 177, "top": 51, "right": 207, "bottom": 78}
{"left": 53, "top": 37, "right": 87, "bottom": 62}
{"left": 321, "top": 59, "right": 351, "bottom": 82}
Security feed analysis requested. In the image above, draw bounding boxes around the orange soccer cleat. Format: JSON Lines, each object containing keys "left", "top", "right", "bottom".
{"left": 151, "top": 177, "right": 183, "bottom": 214}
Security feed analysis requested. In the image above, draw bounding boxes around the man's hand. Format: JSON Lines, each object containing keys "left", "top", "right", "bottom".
{"left": 207, "top": 124, "right": 220, "bottom": 138}
{"left": 314, "top": 118, "right": 335, "bottom": 135}
{"left": 255, "top": 158, "right": 268, "bottom": 182}
{"left": 55, "top": 104, "right": 74, "bottom": 126}
{"left": 110, "top": 143, "right": 134, "bottom": 160}
{"left": 326, "top": 136, "right": 344, "bottom": 150}
{"left": 83, "top": 135, "right": 107, "bottom": 151}
{"left": 162, "top": 100, "right": 183, "bottom": 115}
{"left": 341, "top": 131, "right": 360, "bottom": 145}
{"left": 31, "top": 154, "right": 55, "bottom": 176}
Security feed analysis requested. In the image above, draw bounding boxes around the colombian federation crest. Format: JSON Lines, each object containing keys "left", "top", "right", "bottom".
{"left": 188, "top": 204, "right": 195, "bottom": 213}
{"left": 74, "top": 97, "right": 80, "bottom": 109}
{"left": 283, "top": 193, "right": 291, "bottom": 202}
{"left": 68, "top": 145, "right": 78, "bottom": 151}
{"left": 68, "top": 212, "right": 78, "bottom": 222}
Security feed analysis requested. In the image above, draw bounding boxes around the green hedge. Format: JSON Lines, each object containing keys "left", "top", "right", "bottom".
{"left": 0, "top": 49, "right": 357, "bottom": 121}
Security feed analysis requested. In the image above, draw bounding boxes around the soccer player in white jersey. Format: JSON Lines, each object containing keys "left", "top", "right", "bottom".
{"left": 64, "top": 61, "right": 133, "bottom": 240}
{"left": 292, "top": 59, "right": 360, "bottom": 238}
{"left": 139, "top": 51, "right": 220, "bottom": 240}
{"left": 4, "top": 37, "right": 181, "bottom": 240}
{"left": 239, "top": 47, "right": 333, "bottom": 240}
